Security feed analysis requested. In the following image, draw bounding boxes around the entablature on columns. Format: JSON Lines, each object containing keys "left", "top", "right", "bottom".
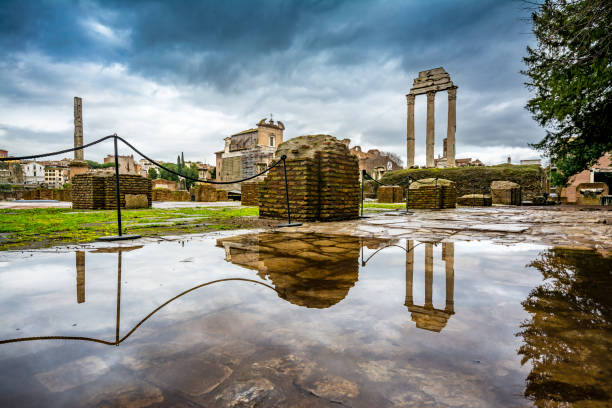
{"left": 407, "top": 67, "right": 457, "bottom": 96}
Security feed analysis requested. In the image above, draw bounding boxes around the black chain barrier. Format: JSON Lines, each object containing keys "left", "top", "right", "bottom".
{"left": 1, "top": 134, "right": 298, "bottom": 238}
{"left": 361, "top": 170, "right": 413, "bottom": 215}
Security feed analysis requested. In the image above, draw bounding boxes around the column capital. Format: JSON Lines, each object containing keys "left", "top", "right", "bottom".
{"left": 406, "top": 93, "right": 415, "bottom": 104}
{"left": 448, "top": 87, "right": 457, "bottom": 100}
{"left": 426, "top": 91, "right": 436, "bottom": 101}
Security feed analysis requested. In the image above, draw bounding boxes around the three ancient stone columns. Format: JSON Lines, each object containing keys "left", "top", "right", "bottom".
{"left": 406, "top": 67, "right": 457, "bottom": 168}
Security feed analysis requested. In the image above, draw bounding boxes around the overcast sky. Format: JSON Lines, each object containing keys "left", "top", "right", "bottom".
{"left": 0, "top": 0, "right": 544, "bottom": 166}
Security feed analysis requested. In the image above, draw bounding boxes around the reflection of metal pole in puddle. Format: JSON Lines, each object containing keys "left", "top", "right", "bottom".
{"left": 116, "top": 251, "right": 121, "bottom": 346}
{"left": 76, "top": 251, "right": 85, "bottom": 304}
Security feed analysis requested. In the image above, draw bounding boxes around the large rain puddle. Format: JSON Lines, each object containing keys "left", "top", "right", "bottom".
{"left": 0, "top": 232, "right": 610, "bottom": 407}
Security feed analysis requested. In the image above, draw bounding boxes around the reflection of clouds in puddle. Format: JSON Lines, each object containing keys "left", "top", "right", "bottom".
{"left": 3, "top": 232, "right": 597, "bottom": 407}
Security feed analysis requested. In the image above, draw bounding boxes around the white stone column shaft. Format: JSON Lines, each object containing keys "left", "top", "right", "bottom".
{"left": 426, "top": 92, "right": 435, "bottom": 167}
{"left": 447, "top": 88, "right": 457, "bottom": 167}
{"left": 406, "top": 94, "right": 415, "bottom": 168}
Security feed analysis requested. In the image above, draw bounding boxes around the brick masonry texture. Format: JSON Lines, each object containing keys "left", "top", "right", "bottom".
{"left": 457, "top": 194, "right": 492, "bottom": 206}
{"left": 241, "top": 182, "right": 261, "bottom": 206}
{"left": 407, "top": 178, "right": 456, "bottom": 209}
{"left": 72, "top": 174, "right": 151, "bottom": 209}
{"left": 377, "top": 186, "right": 404, "bottom": 203}
{"left": 259, "top": 135, "right": 360, "bottom": 221}
{"left": 22, "top": 188, "right": 72, "bottom": 201}
{"left": 190, "top": 184, "right": 228, "bottom": 202}
{"left": 152, "top": 188, "right": 190, "bottom": 201}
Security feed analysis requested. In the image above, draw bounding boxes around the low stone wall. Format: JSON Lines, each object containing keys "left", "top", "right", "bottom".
{"left": 152, "top": 188, "right": 190, "bottom": 201}
{"left": 241, "top": 182, "right": 260, "bottom": 206}
{"left": 491, "top": 181, "right": 521, "bottom": 205}
{"left": 382, "top": 164, "right": 547, "bottom": 200}
{"left": 377, "top": 185, "right": 403, "bottom": 203}
{"left": 407, "top": 178, "right": 456, "bottom": 209}
{"left": 72, "top": 174, "right": 151, "bottom": 209}
{"left": 190, "top": 184, "right": 227, "bottom": 202}
{"left": 259, "top": 135, "right": 360, "bottom": 221}
{"left": 457, "top": 194, "right": 492, "bottom": 206}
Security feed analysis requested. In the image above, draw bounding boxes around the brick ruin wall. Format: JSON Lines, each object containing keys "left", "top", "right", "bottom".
{"left": 407, "top": 185, "right": 456, "bottom": 209}
{"left": 190, "top": 184, "right": 228, "bottom": 202}
{"left": 152, "top": 188, "right": 190, "bottom": 201}
{"left": 72, "top": 174, "right": 151, "bottom": 209}
{"left": 457, "top": 194, "right": 492, "bottom": 206}
{"left": 490, "top": 181, "right": 521, "bottom": 205}
{"left": 377, "top": 186, "right": 404, "bottom": 203}
{"left": 259, "top": 135, "right": 360, "bottom": 221}
{"left": 241, "top": 182, "right": 261, "bottom": 206}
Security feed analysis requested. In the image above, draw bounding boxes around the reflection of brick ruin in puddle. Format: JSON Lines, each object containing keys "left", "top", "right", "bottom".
{"left": 405, "top": 241, "right": 455, "bottom": 332}
{"left": 259, "top": 135, "right": 360, "bottom": 221}
{"left": 217, "top": 233, "right": 385, "bottom": 308}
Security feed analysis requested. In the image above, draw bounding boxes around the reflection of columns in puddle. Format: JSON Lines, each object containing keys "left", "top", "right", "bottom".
{"left": 443, "top": 242, "right": 454, "bottom": 313}
{"left": 424, "top": 243, "right": 433, "bottom": 307}
{"left": 405, "top": 241, "right": 455, "bottom": 332}
{"left": 76, "top": 251, "right": 85, "bottom": 304}
{"left": 405, "top": 240, "right": 414, "bottom": 306}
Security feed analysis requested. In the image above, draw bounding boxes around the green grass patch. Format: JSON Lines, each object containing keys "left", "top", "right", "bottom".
{"left": 0, "top": 206, "right": 258, "bottom": 251}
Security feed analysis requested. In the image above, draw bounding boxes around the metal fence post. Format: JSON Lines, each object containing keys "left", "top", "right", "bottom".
{"left": 278, "top": 155, "right": 302, "bottom": 228}
{"left": 113, "top": 136, "right": 123, "bottom": 236}
{"left": 96, "top": 134, "right": 140, "bottom": 241}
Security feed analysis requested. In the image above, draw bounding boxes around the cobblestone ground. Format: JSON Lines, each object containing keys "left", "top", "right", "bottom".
{"left": 279, "top": 206, "right": 612, "bottom": 255}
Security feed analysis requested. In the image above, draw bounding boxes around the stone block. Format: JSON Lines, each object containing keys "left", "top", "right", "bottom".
{"left": 72, "top": 174, "right": 151, "bottom": 209}
{"left": 491, "top": 180, "right": 521, "bottom": 205}
{"left": 576, "top": 182, "right": 608, "bottom": 205}
{"left": 125, "top": 194, "right": 149, "bottom": 209}
{"left": 241, "top": 182, "right": 260, "bottom": 206}
{"left": 377, "top": 185, "right": 403, "bottom": 203}
{"left": 457, "top": 194, "right": 492, "bottom": 206}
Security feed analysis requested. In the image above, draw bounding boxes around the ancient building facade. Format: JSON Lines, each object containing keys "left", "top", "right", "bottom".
{"left": 406, "top": 67, "right": 457, "bottom": 168}
{"left": 22, "top": 161, "right": 45, "bottom": 185}
{"left": 103, "top": 154, "right": 139, "bottom": 175}
{"left": 215, "top": 117, "right": 284, "bottom": 188}
{"left": 349, "top": 146, "right": 403, "bottom": 180}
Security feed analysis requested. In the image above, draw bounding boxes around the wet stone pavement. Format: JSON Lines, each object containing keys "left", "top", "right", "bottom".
{"left": 0, "top": 226, "right": 611, "bottom": 407}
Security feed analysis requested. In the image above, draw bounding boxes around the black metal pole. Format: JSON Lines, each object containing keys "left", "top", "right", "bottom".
{"left": 406, "top": 177, "right": 411, "bottom": 211}
{"left": 115, "top": 251, "right": 122, "bottom": 346}
{"left": 113, "top": 135, "right": 123, "bottom": 236}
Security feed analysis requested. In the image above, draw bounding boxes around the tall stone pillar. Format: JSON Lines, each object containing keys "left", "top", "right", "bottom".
{"left": 406, "top": 94, "right": 415, "bottom": 168}
{"left": 447, "top": 88, "right": 457, "bottom": 167}
{"left": 76, "top": 251, "right": 85, "bottom": 304}
{"left": 424, "top": 243, "right": 433, "bottom": 307}
{"left": 426, "top": 92, "right": 435, "bottom": 167}
{"left": 74, "top": 96, "right": 84, "bottom": 161}
{"left": 443, "top": 242, "right": 454, "bottom": 313}
{"left": 405, "top": 240, "right": 414, "bottom": 306}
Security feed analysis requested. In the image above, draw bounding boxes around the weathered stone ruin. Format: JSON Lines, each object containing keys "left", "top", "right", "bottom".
{"left": 406, "top": 67, "right": 457, "bottom": 168}
{"left": 407, "top": 178, "right": 456, "bottom": 209}
{"left": 125, "top": 194, "right": 149, "bottom": 209}
{"left": 190, "top": 184, "right": 228, "bottom": 202}
{"left": 575, "top": 182, "right": 609, "bottom": 205}
{"left": 240, "top": 182, "right": 261, "bottom": 206}
{"left": 72, "top": 174, "right": 152, "bottom": 209}
{"left": 259, "top": 135, "right": 360, "bottom": 221}
{"left": 377, "top": 185, "right": 404, "bottom": 203}
{"left": 456, "top": 193, "right": 492, "bottom": 206}
{"left": 490, "top": 180, "right": 521, "bottom": 205}
{"left": 151, "top": 189, "right": 190, "bottom": 202}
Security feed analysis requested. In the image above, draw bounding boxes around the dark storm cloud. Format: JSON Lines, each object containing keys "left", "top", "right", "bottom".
{"left": 0, "top": 0, "right": 543, "bottom": 160}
